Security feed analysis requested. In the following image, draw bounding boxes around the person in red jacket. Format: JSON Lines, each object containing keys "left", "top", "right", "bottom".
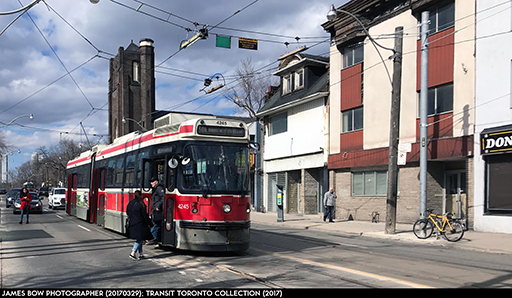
{"left": 19, "top": 187, "right": 32, "bottom": 224}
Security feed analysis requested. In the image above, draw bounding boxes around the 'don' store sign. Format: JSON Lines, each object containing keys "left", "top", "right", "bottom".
{"left": 481, "top": 127, "right": 512, "bottom": 154}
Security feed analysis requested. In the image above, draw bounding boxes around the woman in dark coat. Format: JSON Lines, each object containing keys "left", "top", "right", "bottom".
{"left": 126, "top": 190, "right": 152, "bottom": 260}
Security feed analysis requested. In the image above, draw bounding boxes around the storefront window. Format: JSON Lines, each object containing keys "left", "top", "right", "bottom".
{"left": 486, "top": 153, "right": 512, "bottom": 212}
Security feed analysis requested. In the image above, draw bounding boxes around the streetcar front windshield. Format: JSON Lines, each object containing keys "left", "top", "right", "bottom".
{"left": 181, "top": 144, "right": 249, "bottom": 195}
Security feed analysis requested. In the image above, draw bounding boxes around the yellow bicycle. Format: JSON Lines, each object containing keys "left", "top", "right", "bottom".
{"left": 413, "top": 209, "right": 465, "bottom": 242}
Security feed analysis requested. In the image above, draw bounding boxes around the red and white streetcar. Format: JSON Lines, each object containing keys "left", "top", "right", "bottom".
{"left": 66, "top": 113, "right": 256, "bottom": 251}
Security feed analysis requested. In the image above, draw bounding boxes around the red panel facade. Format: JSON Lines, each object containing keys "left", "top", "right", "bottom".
{"left": 416, "top": 28, "right": 455, "bottom": 90}
{"left": 340, "top": 63, "right": 363, "bottom": 110}
{"left": 416, "top": 112, "right": 454, "bottom": 141}
{"left": 340, "top": 130, "right": 363, "bottom": 152}
{"left": 328, "top": 136, "right": 473, "bottom": 169}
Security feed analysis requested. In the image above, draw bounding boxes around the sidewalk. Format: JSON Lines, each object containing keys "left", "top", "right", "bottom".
{"left": 250, "top": 212, "right": 512, "bottom": 255}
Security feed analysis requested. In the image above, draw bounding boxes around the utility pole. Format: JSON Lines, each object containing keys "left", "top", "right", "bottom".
{"left": 385, "top": 26, "right": 404, "bottom": 234}
{"left": 419, "top": 11, "right": 430, "bottom": 219}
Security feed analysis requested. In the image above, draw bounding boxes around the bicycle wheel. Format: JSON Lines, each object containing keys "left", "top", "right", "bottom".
{"left": 443, "top": 220, "right": 464, "bottom": 242}
{"left": 413, "top": 219, "right": 434, "bottom": 239}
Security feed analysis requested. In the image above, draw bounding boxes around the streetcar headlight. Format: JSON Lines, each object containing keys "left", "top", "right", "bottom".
{"left": 192, "top": 208, "right": 198, "bottom": 214}
{"left": 222, "top": 203, "right": 231, "bottom": 213}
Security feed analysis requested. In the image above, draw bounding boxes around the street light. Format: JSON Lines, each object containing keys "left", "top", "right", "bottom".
{"left": 122, "top": 117, "right": 147, "bottom": 132}
{"left": 90, "top": 0, "right": 100, "bottom": 4}
{"left": 326, "top": 4, "right": 337, "bottom": 22}
{"left": 0, "top": 114, "right": 34, "bottom": 129}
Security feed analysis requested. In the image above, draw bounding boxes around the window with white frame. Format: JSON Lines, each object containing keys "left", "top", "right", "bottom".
{"left": 295, "top": 69, "right": 304, "bottom": 90}
{"left": 420, "top": 1, "right": 454, "bottom": 35}
{"left": 269, "top": 112, "right": 287, "bottom": 135}
{"left": 282, "top": 74, "right": 291, "bottom": 95}
{"left": 418, "top": 83, "right": 453, "bottom": 116}
{"left": 343, "top": 43, "right": 364, "bottom": 69}
{"left": 352, "top": 171, "right": 388, "bottom": 196}
{"left": 342, "top": 106, "right": 363, "bottom": 133}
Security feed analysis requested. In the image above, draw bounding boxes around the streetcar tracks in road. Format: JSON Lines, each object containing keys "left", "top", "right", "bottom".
{"left": 250, "top": 247, "right": 433, "bottom": 288}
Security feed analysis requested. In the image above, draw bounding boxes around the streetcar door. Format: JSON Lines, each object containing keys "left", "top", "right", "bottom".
{"left": 161, "top": 156, "right": 177, "bottom": 246}
{"left": 96, "top": 169, "right": 106, "bottom": 227}
{"left": 89, "top": 168, "right": 99, "bottom": 224}
{"left": 69, "top": 173, "right": 77, "bottom": 216}
{"left": 161, "top": 196, "right": 175, "bottom": 245}
{"left": 144, "top": 158, "right": 166, "bottom": 217}
{"left": 66, "top": 173, "right": 72, "bottom": 215}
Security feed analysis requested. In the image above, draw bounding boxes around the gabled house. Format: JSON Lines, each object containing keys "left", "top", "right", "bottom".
{"left": 256, "top": 47, "right": 329, "bottom": 215}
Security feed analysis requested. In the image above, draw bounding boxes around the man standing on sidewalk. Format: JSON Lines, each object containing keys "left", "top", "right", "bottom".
{"left": 147, "top": 177, "right": 164, "bottom": 245}
{"left": 323, "top": 188, "right": 336, "bottom": 223}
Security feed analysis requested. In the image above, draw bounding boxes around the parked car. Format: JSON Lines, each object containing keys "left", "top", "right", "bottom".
{"left": 5, "top": 188, "right": 21, "bottom": 208}
{"left": 0, "top": 188, "right": 6, "bottom": 194}
{"left": 39, "top": 186, "right": 49, "bottom": 198}
{"left": 13, "top": 192, "right": 43, "bottom": 214}
{"left": 48, "top": 188, "right": 66, "bottom": 210}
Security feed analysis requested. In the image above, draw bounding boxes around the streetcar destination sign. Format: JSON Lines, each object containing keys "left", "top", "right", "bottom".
{"left": 197, "top": 125, "right": 245, "bottom": 137}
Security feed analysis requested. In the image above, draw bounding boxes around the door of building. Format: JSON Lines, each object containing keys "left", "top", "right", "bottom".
{"left": 444, "top": 171, "right": 467, "bottom": 219}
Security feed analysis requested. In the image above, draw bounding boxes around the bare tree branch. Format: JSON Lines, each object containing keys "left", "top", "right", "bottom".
{"left": 224, "top": 58, "right": 278, "bottom": 118}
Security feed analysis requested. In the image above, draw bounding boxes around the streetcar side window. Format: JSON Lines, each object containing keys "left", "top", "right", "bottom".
{"left": 76, "top": 165, "right": 90, "bottom": 188}
{"left": 106, "top": 159, "right": 115, "bottom": 187}
{"left": 142, "top": 160, "right": 151, "bottom": 189}
{"left": 136, "top": 151, "right": 148, "bottom": 187}
{"left": 115, "top": 156, "right": 124, "bottom": 186}
{"left": 125, "top": 154, "right": 136, "bottom": 187}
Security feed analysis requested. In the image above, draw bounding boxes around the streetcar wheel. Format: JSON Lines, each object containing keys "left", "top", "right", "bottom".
{"left": 443, "top": 221, "right": 464, "bottom": 242}
{"left": 413, "top": 219, "right": 434, "bottom": 239}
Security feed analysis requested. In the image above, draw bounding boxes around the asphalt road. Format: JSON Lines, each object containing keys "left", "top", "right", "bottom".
{"left": 1, "top": 194, "right": 511, "bottom": 289}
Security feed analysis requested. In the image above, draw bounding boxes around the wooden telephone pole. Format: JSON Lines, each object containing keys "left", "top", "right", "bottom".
{"left": 385, "top": 26, "right": 404, "bottom": 234}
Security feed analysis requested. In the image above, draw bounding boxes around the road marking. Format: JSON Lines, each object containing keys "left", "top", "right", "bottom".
{"left": 251, "top": 247, "right": 433, "bottom": 288}
{"left": 56, "top": 214, "right": 63, "bottom": 219}
{"left": 336, "top": 242, "right": 368, "bottom": 249}
{"left": 77, "top": 225, "right": 91, "bottom": 232}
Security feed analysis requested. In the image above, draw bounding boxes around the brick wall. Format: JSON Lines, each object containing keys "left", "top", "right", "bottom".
{"left": 330, "top": 160, "right": 473, "bottom": 225}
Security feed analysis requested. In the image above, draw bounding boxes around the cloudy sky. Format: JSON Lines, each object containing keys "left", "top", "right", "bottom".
{"left": 0, "top": 0, "right": 348, "bottom": 171}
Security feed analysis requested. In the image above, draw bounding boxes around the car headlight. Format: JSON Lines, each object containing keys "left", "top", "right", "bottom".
{"left": 15, "top": 203, "right": 20, "bottom": 208}
{"left": 222, "top": 203, "right": 231, "bottom": 213}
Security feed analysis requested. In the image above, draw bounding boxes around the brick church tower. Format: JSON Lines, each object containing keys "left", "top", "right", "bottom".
{"left": 108, "top": 38, "right": 155, "bottom": 143}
